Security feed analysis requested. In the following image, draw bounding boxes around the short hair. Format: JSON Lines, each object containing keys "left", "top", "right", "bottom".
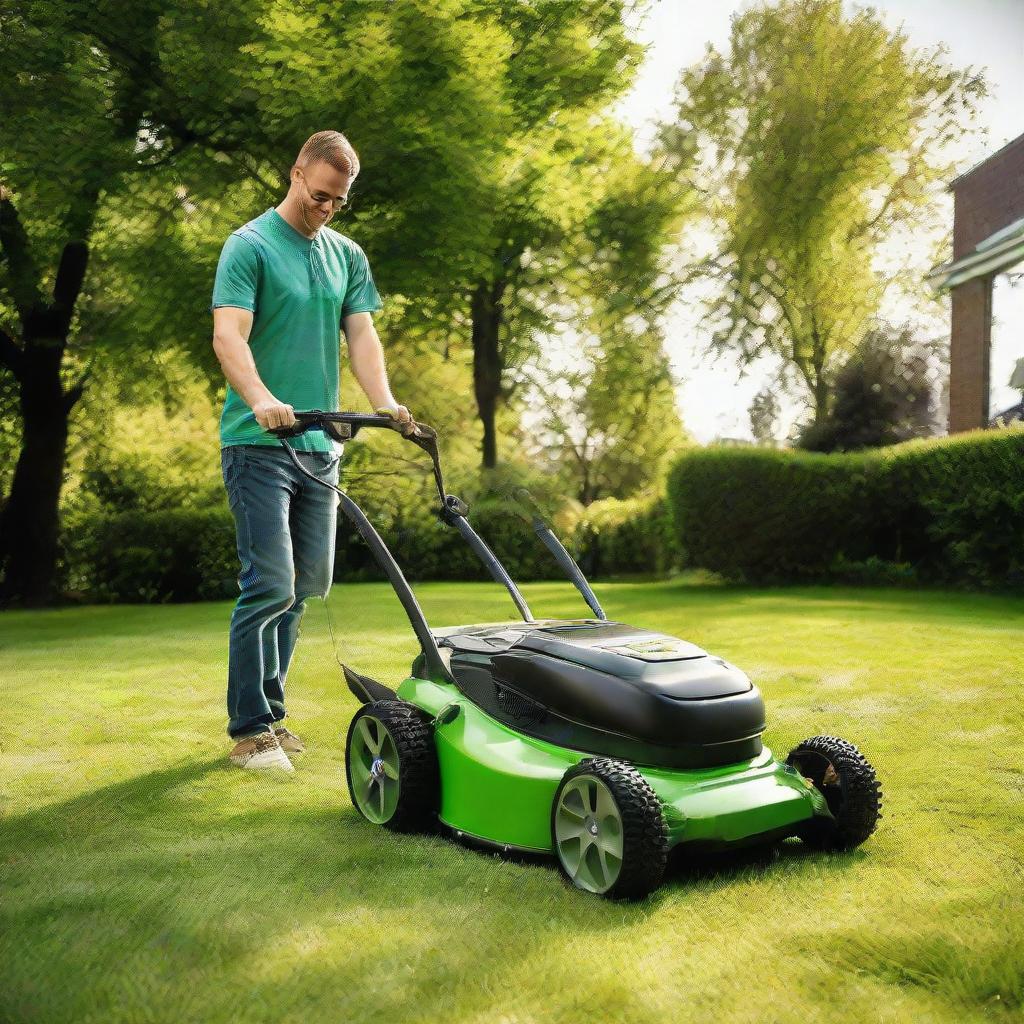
{"left": 294, "top": 130, "right": 359, "bottom": 177}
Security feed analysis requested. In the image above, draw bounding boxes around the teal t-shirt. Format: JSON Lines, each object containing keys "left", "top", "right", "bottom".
{"left": 211, "top": 207, "right": 383, "bottom": 452}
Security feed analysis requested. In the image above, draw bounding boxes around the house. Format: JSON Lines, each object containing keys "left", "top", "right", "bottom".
{"left": 928, "top": 133, "right": 1024, "bottom": 432}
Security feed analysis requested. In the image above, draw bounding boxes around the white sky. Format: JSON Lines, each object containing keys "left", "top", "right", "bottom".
{"left": 613, "top": 0, "right": 1024, "bottom": 442}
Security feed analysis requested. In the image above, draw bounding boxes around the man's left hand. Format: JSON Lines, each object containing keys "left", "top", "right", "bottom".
{"left": 375, "top": 403, "right": 417, "bottom": 436}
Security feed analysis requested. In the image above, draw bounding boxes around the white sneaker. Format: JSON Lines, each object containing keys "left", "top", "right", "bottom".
{"left": 229, "top": 731, "right": 295, "bottom": 773}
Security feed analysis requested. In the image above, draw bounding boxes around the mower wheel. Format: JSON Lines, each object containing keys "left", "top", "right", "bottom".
{"left": 786, "top": 735, "right": 882, "bottom": 851}
{"left": 346, "top": 700, "right": 438, "bottom": 833}
{"left": 551, "top": 758, "right": 668, "bottom": 900}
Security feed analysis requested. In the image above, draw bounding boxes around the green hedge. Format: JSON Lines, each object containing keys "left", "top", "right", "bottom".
{"left": 666, "top": 429, "right": 1024, "bottom": 589}
{"left": 59, "top": 507, "right": 240, "bottom": 604}
{"left": 333, "top": 499, "right": 568, "bottom": 585}
{"left": 56, "top": 488, "right": 677, "bottom": 604}
{"left": 573, "top": 494, "right": 681, "bottom": 577}
{"left": 58, "top": 428, "right": 1022, "bottom": 602}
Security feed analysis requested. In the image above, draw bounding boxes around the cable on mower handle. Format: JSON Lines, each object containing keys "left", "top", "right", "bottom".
{"left": 266, "top": 409, "right": 450, "bottom": 508}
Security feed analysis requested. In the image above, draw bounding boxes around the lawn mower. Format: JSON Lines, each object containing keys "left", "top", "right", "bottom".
{"left": 270, "top": 410, "right": 883, "bottom": 899}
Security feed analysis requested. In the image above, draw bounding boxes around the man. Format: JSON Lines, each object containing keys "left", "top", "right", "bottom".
{"left": 211, "top": 130, "right": 415, "bottom": 772}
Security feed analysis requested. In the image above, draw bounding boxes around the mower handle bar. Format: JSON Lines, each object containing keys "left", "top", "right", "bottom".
{"left": 266, "top": 408, "right": 435, "bottom": 444}
{"left": 267, "top": 409, "right": 450, "bottom": 515}
{"left": 265, "top": 408, "right": 605, "bottom": 624}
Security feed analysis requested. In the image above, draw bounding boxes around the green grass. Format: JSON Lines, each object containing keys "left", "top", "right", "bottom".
{"left": 2, "top": 580, "right": 1022, "bottom": 1024}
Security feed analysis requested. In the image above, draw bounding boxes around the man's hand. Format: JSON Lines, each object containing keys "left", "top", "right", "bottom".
{"left": 253, "top": 397, "right": 297, "bottom": 431}
{"left": 375, "top": 403, "right": 417, "bottom": 436}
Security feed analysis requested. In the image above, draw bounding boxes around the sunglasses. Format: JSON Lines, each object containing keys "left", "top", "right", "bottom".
{"left": 297, "top": 170, "right": 350, "bottom": 211}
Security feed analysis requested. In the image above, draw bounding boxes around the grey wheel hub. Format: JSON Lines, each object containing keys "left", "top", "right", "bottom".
{"left": 554, "top": 775, "right": 624, "bottom": 894}
{"left": 349, "top": 716, "right": 400, "bottom": 824}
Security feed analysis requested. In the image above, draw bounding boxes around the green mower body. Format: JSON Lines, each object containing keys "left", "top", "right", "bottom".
{"left": 396, "top": 668, "right": 829, "bottom": 855}
{"left": 344, "top": 615, "right": 881, "bottom": 900}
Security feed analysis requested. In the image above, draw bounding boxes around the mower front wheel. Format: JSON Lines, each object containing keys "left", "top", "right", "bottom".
{"left": 551, "top": 758, "right": 668, "bottom": 900}
{"left": 345, "top": 700, "right": 438, "bottom": 833}
{"left": 787, "top": 735, "right": 882, "bottom": 851}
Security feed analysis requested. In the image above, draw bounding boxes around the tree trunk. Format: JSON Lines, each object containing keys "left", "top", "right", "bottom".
{"left": 812, "top": 371, "right": 830, "bottom": 426}
{"left": 579, "top": 458, "right": 594, "bottom": 506}
{"left": 0, "top": 227, "right": 90, "bottom": 607}
{"left": 810, "top": 315, "right": 829, "bottom": 425}
{"left": 470, "top": 278, "right": 506, "bottom": 470}
{"left": 0, "top": 373, "right": 80, "bottom": 607}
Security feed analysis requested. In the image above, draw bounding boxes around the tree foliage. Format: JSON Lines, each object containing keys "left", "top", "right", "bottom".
{"left": 528, "top": 326, "right": 690, "bottom": 505}
{"left": 662, "top": 0, "right": 988, "bottom": 424}
{"left": 421, "top": 1, "right": 695, "bottom": 467}
{"left": 1, "top": 0, "right": 648, "bottom": 602}
{"left": 1, "top": 0, "right": 700, "bottom": 604}
{"left": 797, "top": 322, "right": 945, "bottom": 452}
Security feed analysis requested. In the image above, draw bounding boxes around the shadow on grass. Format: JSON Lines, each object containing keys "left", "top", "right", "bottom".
{"left": 2, "top": 757, "right": 225, "bottom": 847}
{"left": 1, "top": 751, "right": 883, "bottom": 1024}
{"left": 2, "top": 762, "right": 659, "bottom": 1022}
{"left": 425, "top": 826, "right": 862, "bottom": 904}
{"left": 665, "top": 837, "right": 867, "bottom": 886}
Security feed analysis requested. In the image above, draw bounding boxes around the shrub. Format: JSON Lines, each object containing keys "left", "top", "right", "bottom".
{"left": 335, "top": 497, "right": 569, "bottom": 584}
{"left": 874, "top": 428, "right": 1024, "bottom": 588}
{"left": 57, "top": 493, "right": 580, "bottom": 603}
{"left": 796, "top": 325, "right": 943, "bottom": 453}
{"left": 574, "top": 493, "right": 680, "bottom": 577}
{"left": 666, "top": 446, "right": 875, "bottom": 582}
{"left": 60, "top": 507, "right": 239, "bottom": 603}
{"left": 666, "top": 428, "right": 1024, "bottom": 590}
{"left": 56, "top": 467, "right": 694, "bottom": 603}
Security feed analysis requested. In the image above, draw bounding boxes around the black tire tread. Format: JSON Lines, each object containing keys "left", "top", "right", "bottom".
{"left": 345, "top": 699, "right": 438, "bottom": 833}
{"left": 786, "top": 735, "right": 882, "bottom": 851}
{"left": 553, "top": 757, "right": 669, "bottom": 900}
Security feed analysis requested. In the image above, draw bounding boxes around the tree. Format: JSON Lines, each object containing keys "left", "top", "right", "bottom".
{"left": 0, "top": 0, "right": 514, "bottom": 606}
{"left": 529, "top": 329, "right": 690, "bottom": 505}
{"left": 661, "top": 0, "right": 987, "bottom": 427}
{"left": 0, "top": 0, "right": 273, "bottom": 606}
{"left": 748, "top": 387, "right": 780, "bottom": 445}
{"left": 797, "top": 322, "right": 944, "bottom": 452}
{"left": 443, "top": 0, "right": 694, "bottom": 469}
{"left": 0, "top": 0, "right": 691, "bottom": 604}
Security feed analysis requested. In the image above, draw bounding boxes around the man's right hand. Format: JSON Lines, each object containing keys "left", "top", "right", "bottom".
{"left": 252, "top": 398, "right": 297, "bottom": 431}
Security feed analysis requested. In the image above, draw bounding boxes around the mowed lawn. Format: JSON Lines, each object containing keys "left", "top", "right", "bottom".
{"left": 1, "top": 580, "right": 1022, "bottom": 1024}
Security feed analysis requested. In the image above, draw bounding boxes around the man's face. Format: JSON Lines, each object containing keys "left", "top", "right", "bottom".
{"left": 293, "top": 160, "right": 354, "bottom": 228}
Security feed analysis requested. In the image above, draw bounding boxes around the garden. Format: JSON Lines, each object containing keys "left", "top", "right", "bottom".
{"left": 1, "top": 1, "right": 1022, "bottom": 1022}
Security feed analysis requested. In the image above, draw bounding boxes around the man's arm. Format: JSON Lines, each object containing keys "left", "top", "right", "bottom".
{"left": 342, "top": 311, "right": 414, "bottom": 432}
{"left": 212, "top": 306, "right": 296, "bottom": 429}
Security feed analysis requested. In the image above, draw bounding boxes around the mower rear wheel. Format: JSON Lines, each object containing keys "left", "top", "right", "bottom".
{"left": 346, "top": 700, "right": 438, "bottom": 833}
{"left": 551, "top": 758, "right": 668, "bottom": 900}
{"left": 786, "top": 735, "right": 882, "bottom": 851}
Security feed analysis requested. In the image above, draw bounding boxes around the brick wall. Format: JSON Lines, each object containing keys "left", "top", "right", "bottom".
{"left": 949, "top": 276, "right": 992, "bottom": 432}
{"left": 952, "top": 135, "right": 1024, "bottom": 259}
{"left": 948, "top": 135, "right": 1024, "bottom": 431}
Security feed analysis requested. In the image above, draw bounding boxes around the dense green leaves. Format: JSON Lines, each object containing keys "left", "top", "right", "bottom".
{"left": 797, "top": 324, "right": 946, "bottom": 452}
{"left": 663, "top": 0, "right": 987, "bottom": 424}
{"left": 2, "top": 0, "right": 696, "bottom": 603}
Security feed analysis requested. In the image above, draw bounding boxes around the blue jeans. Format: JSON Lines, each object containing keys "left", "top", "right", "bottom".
{"left": 220, "top": 444, "right": 341, "bottom": 739}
